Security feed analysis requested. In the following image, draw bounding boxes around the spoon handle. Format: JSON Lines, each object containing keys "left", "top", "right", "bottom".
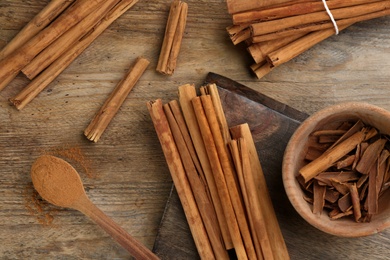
{"left": 74, "top": 195, "right": 160, "bottom": 260}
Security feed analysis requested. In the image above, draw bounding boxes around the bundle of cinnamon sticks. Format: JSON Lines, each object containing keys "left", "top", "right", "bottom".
{"left": 148, "top": 84, "right": 289, "bottom": 259}
{"left": 0, "top": 0, "right": 139, "bottom": 110}
{"left": 298, "top": 120, "right": 390, "bottom": 222}
{"left": 226, "top": 0, "right": 390, "bottom": 79}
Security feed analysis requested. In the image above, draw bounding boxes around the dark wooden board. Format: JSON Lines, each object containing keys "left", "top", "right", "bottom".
{"left": 152, "top": 73, "right": 390, "bottom": 259}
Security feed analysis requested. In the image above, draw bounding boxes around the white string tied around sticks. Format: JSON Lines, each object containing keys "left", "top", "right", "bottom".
{"left": 322, "top": 0, "right": 339, "bottom": 35}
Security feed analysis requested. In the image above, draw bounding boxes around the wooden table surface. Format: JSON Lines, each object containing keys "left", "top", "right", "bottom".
{"left": 0, "top": 0, "right": 389, "bottom": 259}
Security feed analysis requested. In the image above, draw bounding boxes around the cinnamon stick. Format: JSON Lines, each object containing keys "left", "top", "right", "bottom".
{"left": 84, "top": 57, "right": 149, "bottom": 142}
{"left": 251, "top": 6, "right": 390, "bottom": 43}
{"left": 9, "top": 0, "right": 139, "bottom": 110}
{"left": 238, "top": 137, "right": 274, "bottom": 260}
{"left": 0, "top": 0, "right": 75, "bottom": 61}
{"left": 200, "top": 95, "right": 256, "bottom": 259}
{"left": 299, "top": 128, "right": 376, "bottom": 182}
{"left": 232, "top": 0, "right": 381, "bottom": 25}
{"left": 226, "top": 0, "right": 304, "bottom": 14}
{"left": 163, "top": 102, "right": 228, "bottom": 260}
{"left": 250, "top": 1, "right": 390, "bottom": 40}
{"left": 0, "top": 0, "right": 106, "bottom": 92}
{"left": 230, "top": 123, "right": 289, "bottom": 260}
{"left": 147, "top": 99, "right": 214, "bottom": 259}
{"left": 265, "top": 24, "right": 350, "bottom": 68}
{"left": 21, "top": 0, "right": 121, "bottom": 80}
{"left": 178, "top": 85, "right": 233, "bottom": 250}
{"left": 201, "top": 84, "right": 231, "bottom": 145}
{"left": 167, "top": 100, "right": 205, "bottom": 184}
{"left": 191, "top": 96, "right": 247, "bottom": 259}
{"left": 229, "top": 139, "right": 264, "bottom": 260}
{"left": 156, "top": 0, "right": 187, "bottom": 75}
{"left": 247, "top": 33, "right": 306, "bottom": 64}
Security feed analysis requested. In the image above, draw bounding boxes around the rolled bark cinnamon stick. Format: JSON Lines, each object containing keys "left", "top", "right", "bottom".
{"left": 266, "top": 24, "right": 350, "bottom": 68}
{"left": 178, "top": 85, "right": 233, "bottom": 250}
{"left": 192, "top": 96, "right": 248, "bottom": 259}
{"left": 250, "top": 1, "right": 390, "bottom": 39}
{"left": 226, "top": 0, "right": 302, "bottom": 14}
{"left": 230, "top": 123, "right": 289, "bottom": 260}
{"left": 229, "top": 139, "right": 264, "bottom": 260}
{"left": 200, "top": 95, "right": 256, "bottom": 260}
{"left": 248, "top": 32, "right": 306, "bottom": 64}
{"left": 163, "top": 102, "right": 228, "bottom": 260}
{"left": 84, "top": 57, "right": 149, "bottom": 142}
{"left": 21, "top": 0, "right": 121, "bottom": 80}
{"left": 238, "top": 137, "right": 274, "bottom": 260}
{"left": 10, "top": 0, "right": 139, "bottom": 110}
{"left": 156, "top": 0, "right": 187, "bottom": 75}
{"left": 147, "top": 99, "right": 215, "bottom": 260}
{"left": 232, "top": 0, "right": 381, "bottom": 25}
{"left": 299, "top": 128, "right": 377, "bottom": 182}
{"left": 251, "top": 3, "right": 390, "bottom": 43}
{"left": 0, "top": 0, "right": 106, "bottom": 92}
{"left": 0, "top": 0, "right": 75, "bottom": 61}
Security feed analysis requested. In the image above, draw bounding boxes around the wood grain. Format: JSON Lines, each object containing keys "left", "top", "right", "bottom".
{"left": 0, "top": 0, "right": 389, "bottom": 259}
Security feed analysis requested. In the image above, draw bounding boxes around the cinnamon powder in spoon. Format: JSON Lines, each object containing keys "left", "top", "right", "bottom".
{"left": 31, "top": 155, "right": 84, "bottom": 208}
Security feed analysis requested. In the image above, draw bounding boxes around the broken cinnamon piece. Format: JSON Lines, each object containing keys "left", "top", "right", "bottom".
{"left": 359, "top": 181, "right": 369, "bottom": 201}
{"left": 349, "top": 183, "right": 362, "bottom": 222}
{"left": 338, "top": 193, "right": 352, "bottom": 213}
{"left": 329, "top": 208, "right": 354, "bottom": 220}
{"left": 367, "top": 162, "right": 379, "bottom": 214}
{"left": 337, "top": 121, "right": 354, "bottom": 131}
{"left": 318, "top": 135, "right": 342, "bottom": 144}
{"left": 84, "top": 57, "right": 149, "bottom": 142}
{"left": 352, "top": 143, "right": 361, "bottom": 170}
{"left": 331, "top": 180, "right": 350, "bottom": 196}
{"left": 356, "top": 138, "right": 387, "bottom": 174}
{"left": 312, "top": 129, "right": 347, "bottom": 136}
{"left": 313, "top": 181, "right": 326, "bottom": 214}
{"left": 315, "top": 171, "right": 360, "bottom": 186}
{"left": 156, "top": 0, "right": 187, "bottom": 75}
{"left": 336, "top": 155, "right": 356, "bottom": 169}
{"left": 304, "top": 147, "right": 324, "bottom": 161}
{"left": 325, "top": 189, "right": 340, "bottom": 204}
{"left": 328, "top": 120, "right": 365, "bottom": 150}
{"left": 356, "top": 174, "right": 369, "bottom": 188}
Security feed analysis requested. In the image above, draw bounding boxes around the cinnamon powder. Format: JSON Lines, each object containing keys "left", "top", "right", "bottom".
{"left": 31, "top": 155, "right": 84, "bottom": 207}
{"left": 24, "top": 146, "right": 94, "bottom": 225}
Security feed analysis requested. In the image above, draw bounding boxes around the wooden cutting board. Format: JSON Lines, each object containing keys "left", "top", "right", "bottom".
{"left": 152, "top": 72, "right": 390, "bottom": 259}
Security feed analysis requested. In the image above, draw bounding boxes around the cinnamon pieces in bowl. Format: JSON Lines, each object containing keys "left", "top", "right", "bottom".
{"left": 283, "top": 102, "right": 390, "bottom": 237}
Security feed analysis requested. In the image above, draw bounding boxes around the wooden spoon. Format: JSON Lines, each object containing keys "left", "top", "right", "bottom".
{"left": 31, "top": 155, "right": 159, "bottom": 260}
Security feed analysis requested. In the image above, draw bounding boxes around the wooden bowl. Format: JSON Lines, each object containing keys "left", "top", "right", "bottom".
{"left": 282, "top": 102, "right": 390, "bottom": 237}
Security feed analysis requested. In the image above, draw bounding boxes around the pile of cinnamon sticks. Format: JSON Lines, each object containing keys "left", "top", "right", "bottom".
{"left": 226, "top": 0, "right": 390, "bottom": 79}
{"left": 148, "top": 84, "right": 289, "bottom": 259}
{"left": 0, "top": 0, "right": 139, "bottom": 110}
{"left": 298, "top": 120, "right": 390, "bottom": 222}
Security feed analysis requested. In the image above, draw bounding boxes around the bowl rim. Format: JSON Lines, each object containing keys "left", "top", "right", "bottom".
{"left": 282, "top": 101, "right": 390, "bottom": 237}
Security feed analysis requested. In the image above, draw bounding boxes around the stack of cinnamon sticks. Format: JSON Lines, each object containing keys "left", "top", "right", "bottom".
{"left": 0, "top": 0, "right": 139, "bottom": 110}
{"left": 226, "top": 0, "right": 390, "bottom": 79}
{"left": 148, "top": 84, "right": 289, "bottom": 259}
